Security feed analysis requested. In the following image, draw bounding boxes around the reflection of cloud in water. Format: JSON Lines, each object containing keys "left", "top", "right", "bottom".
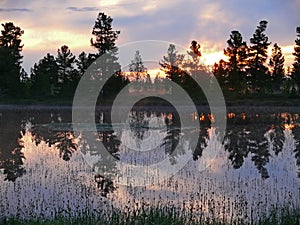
{"left": 111, "top": 127, "right": 300, "bottom": 221}
{"left": 0, "top": 123, "right": 299, "bottom": 222}
{"left": 119, "top": 113, "right": 167, "bottom": 152}
{"left": 0, "top": 131, "right": 111, "bottom": 219}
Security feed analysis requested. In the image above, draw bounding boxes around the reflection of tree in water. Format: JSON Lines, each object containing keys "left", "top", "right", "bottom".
{"left": 292, "top": 126, "right": 300, "bottom": 177}
{"left": 225, "top": 126, "right": 273, "bottom": 179}
{"left": 89, "top": 111, "right": 120, "bottom": 197}
{"left": 163, "top": 111, "right": 299, "bottom": 179}
{"left": 128, "top": 111, "right": 150, "bottom": 141}
{"left": 162, "top": 112, "right": 181, "bottom": 165}
{"left": 193, "top": 115, "right": 211, "bottom": 160}
{"left": 32, "top": 122, "right": 120, "bottom": 197}
{"left": 0, "top": 132, "right": 26, "bottom": 182}
{"left": 95, "top": 174, "right": 117, "bottom": 198}
{"left": 2, "top": 109, "right": 300, "bottom": 189}
{"left": 223, "top": 113, "right": 295, "bottom": 179}
{"left": 161, "top": 111, "right": 210, "bottom": 165}
{"left": 32, "top": 117, "right": 120, "bottom": 197}
{"left": 0, "top": 111, "right": 26, "bottom": 181}
{"left": 54, "top": 132, "right": 77, "bottom": 161}
{"left": 32, "top": 126, "right": 77, "bottom": 161}
{"left": 0, "top": 110, "right": 75, "bottom": 181}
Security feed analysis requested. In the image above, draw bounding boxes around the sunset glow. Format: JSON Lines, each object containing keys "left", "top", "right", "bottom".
{"left": 202, "top": 51, "right": 226, "bottom": 66}
{"left": 22, "top": 29, "right": 91, "bottom": 50}
{"left": 0, "top": 0, "right": 299, "bottom": 74}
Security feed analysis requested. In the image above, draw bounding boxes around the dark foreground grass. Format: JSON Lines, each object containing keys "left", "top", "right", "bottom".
{"left": 1, "top": 207, "right": 299, "bottom": 225}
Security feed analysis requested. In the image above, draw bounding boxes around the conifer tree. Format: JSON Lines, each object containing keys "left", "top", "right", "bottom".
{"left": 291, "top": 27, "right": 300, "bottom": 89}
{"left": 0, "top": 22, "right": 25, "bottom": 96}
{"left": 224, "top": 31, "right": 248, "bottom": 93}
{"left": 269, "top": 43, "right": 285, "bottom": 92}
{"left": 248, "top": 20, "right": 271, "bottom": 93}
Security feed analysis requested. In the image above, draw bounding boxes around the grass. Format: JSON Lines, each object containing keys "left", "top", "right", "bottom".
{"left": 256, "top": 208, "right": 300, "bottom": 225}
{"left": 1, "top": 207, "right": 299, "bottom": 225}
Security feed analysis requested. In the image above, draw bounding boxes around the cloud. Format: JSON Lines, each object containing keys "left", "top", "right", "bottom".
{"left": 0, "top": 8, "right": 31, "bottom": 12}
{"left": 66, "top": 7, "right": 101, "bottom": 12}
{"left": 1, "top": 0, "right": 299, "bottom": 73}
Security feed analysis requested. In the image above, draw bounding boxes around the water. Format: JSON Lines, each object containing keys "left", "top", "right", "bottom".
{"left": 0, "top": 106, "right": 299, "bottom": 222}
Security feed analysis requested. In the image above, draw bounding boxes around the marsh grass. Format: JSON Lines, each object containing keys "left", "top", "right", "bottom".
{"left": 1, "top": 207, "right": 299, "bottom": 225}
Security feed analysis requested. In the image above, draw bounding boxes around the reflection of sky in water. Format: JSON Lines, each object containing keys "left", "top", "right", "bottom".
{"left": 0, "top": 110, "right": 299, "bottom": 221}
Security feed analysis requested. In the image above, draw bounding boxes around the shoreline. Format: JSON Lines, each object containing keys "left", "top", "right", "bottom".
{"left": 1, "top": 103, "right": 300, "bottom": 113}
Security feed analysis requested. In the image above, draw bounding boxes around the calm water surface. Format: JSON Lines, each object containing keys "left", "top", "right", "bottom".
{"left": 0, "top": 106, "right": 299, "bottom": 222}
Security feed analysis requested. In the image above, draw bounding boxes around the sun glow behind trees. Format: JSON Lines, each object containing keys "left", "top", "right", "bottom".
{"left": 1, "top": 11, "right": 300, "bottom": 98}
{"left": 0, "top": 20, "right": 295, "bottom": 75}
{"left": 19, "top": 29, "right": 296, "bottom": 74}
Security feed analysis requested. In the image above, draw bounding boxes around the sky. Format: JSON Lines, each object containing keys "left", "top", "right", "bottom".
{"left": 1, "top": 0, "right": 300, "bottom": 74}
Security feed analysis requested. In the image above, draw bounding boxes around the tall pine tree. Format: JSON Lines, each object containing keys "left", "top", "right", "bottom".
{"left": 129, "top": 51, "right": 147, "bottom": 79}
{"left": 90, "top": 12, "right": 120, "bottom": 56}
{"left": 224, "top": 31, "right": 248, "bottom": 94}
{"left": 248, "top": 20, "right": 271, "bottom": 93}
{"left": 129, "top": 50, "right": 148, "bottom": 91}
{"left": 56, "top": 45, "right": 77, "bottom": 96}
{"left": 90, "top": 12, "right": 127, "bottom": 100}
{"left": 76, "top": 51, "right": 94, "bottom": 77}
{"left": 212, "top": 59, "right": 229, "bottom": 91}
{"left": 269, "top": 43, "right": 285, "bottom": 92}
{"left": 160, "top": 44, "right": 184, "bottom": 84}
{"left": 30, "top": 53, "right": 59, "bottom": 97}
{"left": 291, "top": 27, "right": 300, "bottom": 89}
{"left": 181, "top": 40, "right": 208, "bottom": 101}
{"left": 0, "top": 22, "right": 25, "bottom": 97}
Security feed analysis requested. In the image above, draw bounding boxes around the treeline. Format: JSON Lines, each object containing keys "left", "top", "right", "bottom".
{"left": 213, "top": 21, "right": 300, "bottom": 97}
{"left": 0, "top": 13, "right": 129, "bottom": 100}
{"left": 0, "top": 13, "right": 300, "bottom": 102}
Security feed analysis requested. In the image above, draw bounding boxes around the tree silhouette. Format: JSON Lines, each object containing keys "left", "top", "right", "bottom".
{"left": 30, "top": 53, "right": 59, "bottom": 97}
{"left": 89, "top": 12, "right": 126, "bottom": 101}
{"left": 90, "top": 12, "right": 120, "bottom": 56}
{"left": 129, "top": 50, "right": 148, "bottom": 91}
{"left": 190, "top": 40, "right": 201, "bottom": 57}
{"left": 0, "top": 22, "right": 25, "bottom": 97}
{"left": 291, "top": 27, "right": 300, "bottom": 90}
{"left": 224, "top": 120, "right": 286, "bottom": 179}
{"left": 224, "top": 31, "right": 248, "bottom": 94}
{"left": 212, "top": 59, "right": 229, "bottom": 91}
{"left": 183, "top": 40, "right": 206, "bottom": 77}
{"left": 269, "top": 43, "right": 285, "bottom": 92}
{"left": 56, "top": 45, "right": 78, "bottom": 96}
{"left": 181, "top": 40, "right": 208, "bottom": 102}
{"left": 76, "top": 51, "right": 94, "bottom": 77}
{"left": 248, "top": 20, "right": 271, "bottom": 93}
{"left": 0, "top": 111, "right": 26, "bottom": 182}
{"left": 160, "top": 44, "right": 184, "bottom": 84}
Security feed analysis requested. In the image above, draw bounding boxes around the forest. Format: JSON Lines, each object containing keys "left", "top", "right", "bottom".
{"left": 0, "top": 12, "right": 300, "bottom": 104}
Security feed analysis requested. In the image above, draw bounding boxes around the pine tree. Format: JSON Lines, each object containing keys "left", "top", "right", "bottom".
{"left": 212, "top": 59, "right": 229, "bottom": 91}
{"left": 291, "top": 27, "right": 300, "bottom": 89}
{"left": 129, "top": 50, "right": 147, "bottom": 80}
{"left": 76, "top": 51, "right": 94, "bottom": 77}
{"left": 90, "top": 12, "right": 120, "bottom": 56}
{"left": 248, "top": 20, "right": 271, "bottom": 93}
{"left": 160, "top": 44, "right": 184, "bottom": 83}
{"left": 56, "top": 45, "right": 77, "bottom": 96}
{"left": 269, "top": 43, "right": 285, "bottom": 92}
{"left": 30, "top": 53, "right": 59, "bottom": 97}
{"left": 182, "top": 40, "right": 208, "bottom": 102}
{"left": 0, "top": 22, "right": 24, "bottom": 97}
{"left": 128, "top": 50, "right": 148, "bottom": 91}
{"left": 183, "top": 40, "right": 206, "bottom": 78}
{"left": 89, "top": 12, "right": 122, "bottom": 100}
{"left": 224, "top": 31, "right": 248, "bottom": 93}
